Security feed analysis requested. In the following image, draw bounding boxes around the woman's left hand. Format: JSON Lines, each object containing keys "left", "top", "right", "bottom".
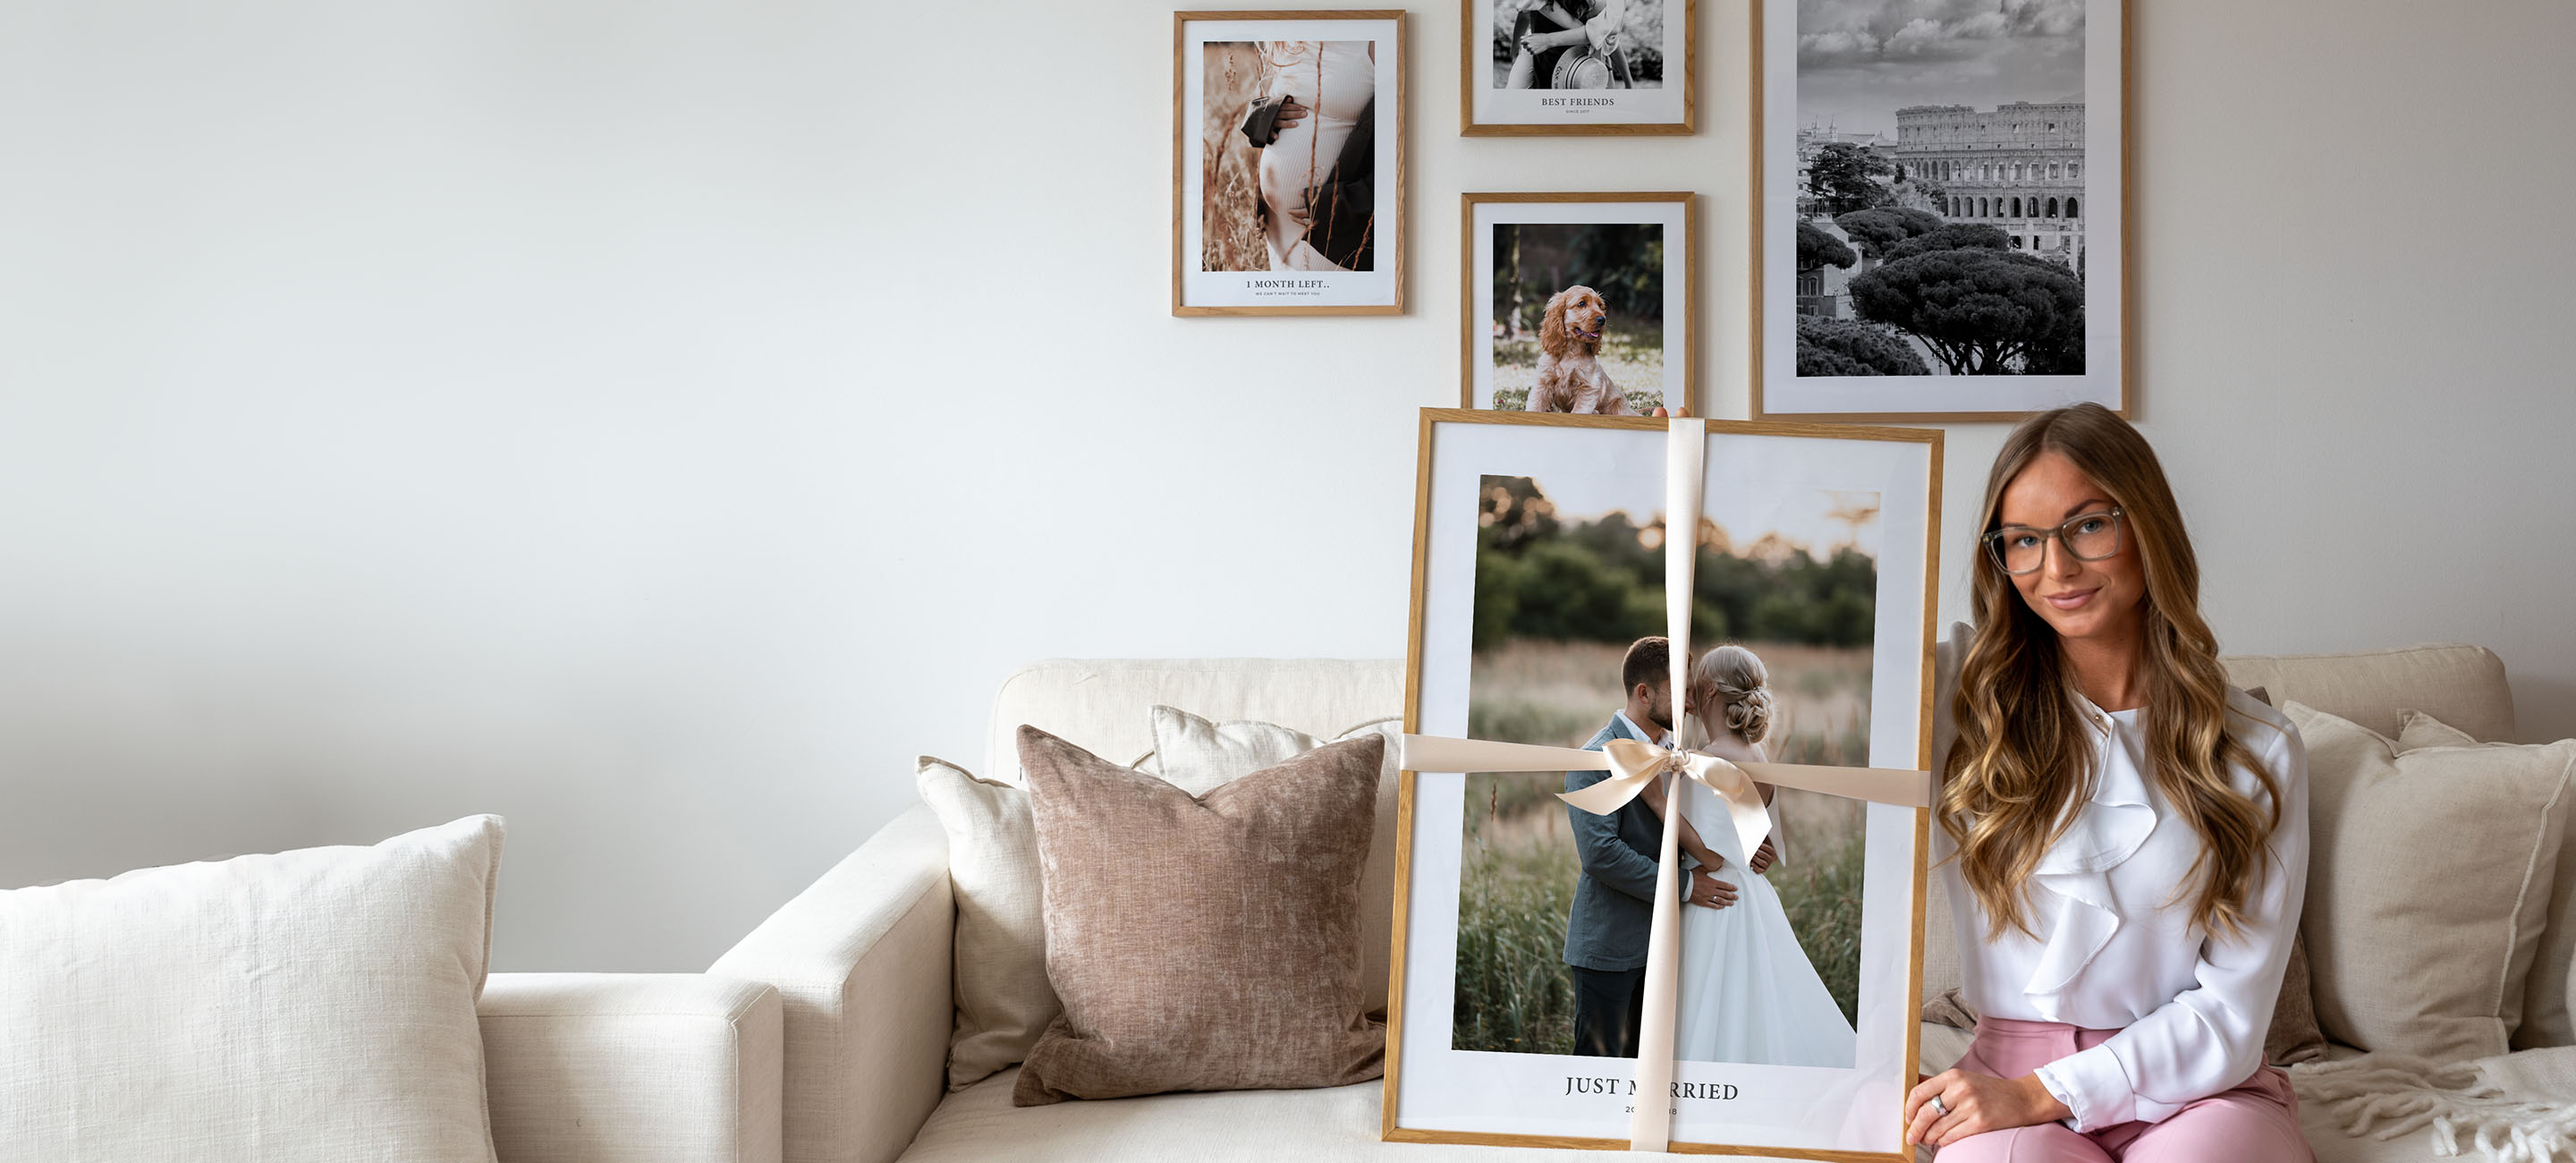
{"left": 1903, "top": 1069, "right": 2071, "bottom": 1147}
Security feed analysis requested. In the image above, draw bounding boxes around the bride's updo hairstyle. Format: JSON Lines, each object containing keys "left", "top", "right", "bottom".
{"left": 1941, "top": 403, "right": 2284, "bottom": 945}
{"left": 1691, "top": 644, "right": 1774, "bottom": 744}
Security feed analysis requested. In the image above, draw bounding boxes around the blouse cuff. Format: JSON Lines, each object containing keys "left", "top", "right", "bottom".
{"left": 2033, "top": 1044, "right": 2135, "bottom": 1133}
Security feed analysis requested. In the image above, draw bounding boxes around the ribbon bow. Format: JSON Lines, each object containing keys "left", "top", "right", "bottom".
{"left": 1397, "top": 420, "right": 1933, "bottom": 1152}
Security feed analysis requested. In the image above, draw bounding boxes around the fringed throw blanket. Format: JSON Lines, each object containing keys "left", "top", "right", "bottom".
{"left": 2292, "top": 1047, "right": 2576, "bottom": 1162}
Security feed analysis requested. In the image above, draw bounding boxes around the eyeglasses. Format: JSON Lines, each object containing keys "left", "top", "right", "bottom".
{"left": 1983, "top": 507, "right": 2124, "bottom": 575}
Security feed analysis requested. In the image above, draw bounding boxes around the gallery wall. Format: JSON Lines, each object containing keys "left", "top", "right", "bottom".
{"left": 3, "top": 0, "right": 2570, "bottom": 972}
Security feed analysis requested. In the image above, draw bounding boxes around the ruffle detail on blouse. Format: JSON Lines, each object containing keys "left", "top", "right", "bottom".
{"left": 2020, "top": 709, "right": 2159, "bottom": 1012}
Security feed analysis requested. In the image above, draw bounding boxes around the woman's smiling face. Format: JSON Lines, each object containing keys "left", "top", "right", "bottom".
{"left": 1996, "top": 450, "right": 2147, "bottom": 644}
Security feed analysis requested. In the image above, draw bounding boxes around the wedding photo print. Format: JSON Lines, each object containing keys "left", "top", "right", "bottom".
{"left": 1756, "top": 0, "right": 2125, "bottom": 419}
{"left": 1176, "top": 13, "right": 1404, "bottom": 315}
{"left": 1465, "top": 194, "right": 1691, "bottom": 415}
{"left": 1463, "top": 0, "right": 1690, "bottom": 134}
{"left": 1388, "top": 414, "right": 1937, "bottom": 1154}
{"left": 1453, "top": 471, "right": 1880, "bottom": 1070}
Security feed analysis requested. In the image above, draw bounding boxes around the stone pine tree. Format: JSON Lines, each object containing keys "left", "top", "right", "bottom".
{"left": 1796, "top": 317, "right": 1928, "bottom": 376}
{"left": 1796, "top": 221, "right": 1857, "bottom": 272}
{"left": 1803, "top": 141, "right": 1894, "bottom": 216}
{"left": 1832, "top": 208, "right": 1945, "bottom": 262}
{"left": 1847, "top": 250, "right": 2085, "bottom": 375}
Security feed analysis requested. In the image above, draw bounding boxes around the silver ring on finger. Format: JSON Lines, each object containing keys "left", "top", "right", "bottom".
{"left": 1928, "top": 1094, "right": 1949, "bottom": 1117}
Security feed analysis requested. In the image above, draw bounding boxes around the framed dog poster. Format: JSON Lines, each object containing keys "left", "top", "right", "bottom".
{"left": 1463, "top": 193, "right": 1693, "bottom": 416}
{"left": 1385, "top": 410, "right": 1939, "bottom": 1157}
{"left": 1174, "top": 11, "right": 1407, "bottom": 316}
{"left": 1751, "top": 0, "right": 2128, "bottom": 420}
{"left": 1462, "top": 0, "right": 1694, "bottom": 135}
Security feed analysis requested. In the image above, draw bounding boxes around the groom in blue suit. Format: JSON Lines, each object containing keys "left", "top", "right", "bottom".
{"left": 1562, "top": 636, "right": 1739, "bottom": 1058}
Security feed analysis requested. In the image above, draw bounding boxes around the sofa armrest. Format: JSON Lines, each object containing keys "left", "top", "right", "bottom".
{"left": 711, "top": 802, "right": 953, "bottom": 1163}
{"left": 479, "top": 972, "right": 782, "bottom": 1163}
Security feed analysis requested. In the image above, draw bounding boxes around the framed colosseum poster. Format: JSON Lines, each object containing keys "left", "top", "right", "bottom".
{"left": 1751, "top": 0, "right": 2129, "bottom": 421}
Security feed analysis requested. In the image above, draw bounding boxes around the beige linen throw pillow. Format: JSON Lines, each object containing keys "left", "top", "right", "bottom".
{"left": 2284, "top": 701, "right": 2574, "bottom": 1061}
{"left": 0, "top": 815, "right": 507, "bottom": 1162}
{"left": 1013, "top": 726, "right": 1385, "bottom": 1106}
{"left": 916, "top": 756, "right": 1060, "bottom": 1091}
{"left": 2396, "top": 709, "right": 2576, "bottom": 1050}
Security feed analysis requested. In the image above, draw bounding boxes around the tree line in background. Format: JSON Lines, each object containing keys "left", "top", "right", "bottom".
{"left": 1797, "top": 142, "right": 2086, "bottom": 378}
{"left": 1474, "top": 477, "right": 1876, "bottom": 653}
{"left": 1493, "top": 222, "right": 1664, "bottom": 341}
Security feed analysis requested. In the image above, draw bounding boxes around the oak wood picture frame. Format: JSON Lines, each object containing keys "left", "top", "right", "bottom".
{"left": 1459, "top": 191, "right": 1698, "bottom": 417}
{"left": 1173, "top": 10, "right": 1408, "bottom": 317}
{"left": 1749, "top": 0, "right": 2131, "bottom": 422}
{"left": 1461, "top": 0, "right": 1697, "bottom": 136}
{"left": 1384, "top": 409, "right": 1944, "bottom": 1157}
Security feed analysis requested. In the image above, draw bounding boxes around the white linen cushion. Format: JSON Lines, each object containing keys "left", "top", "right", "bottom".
{"left": 0, "top": 814, "right": 506, "bottom": 1162}
{"left": 1148, "top": 705, "right": 1402, "bottom": 1017}
{"left": 2284, "top": 703, "right": 2574, "bottom": 1062}
{"left": 917, "top": 755, "right": 1059, "bottom": 1091}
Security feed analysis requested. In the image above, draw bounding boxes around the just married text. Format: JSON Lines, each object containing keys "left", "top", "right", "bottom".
{"left": 1563, "top": 1075, "right": 1740, "bottom": 1100}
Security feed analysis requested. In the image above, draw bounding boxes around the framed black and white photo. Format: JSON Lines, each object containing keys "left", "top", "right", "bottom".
{"left": 1462, "top": 193, "right": 1694, "bottom": 416}
{"left": 1754, "top": 0, "right": 2127, "bottom": 420}
{"left": 1385, "top": 411, "right": 1940, "bottom": 1156}
{"left": 1174, "top": 11, "right": 1406, "bottom": 316}
{"left": 1462, "top": 0, "right": 1693, "bottom": 136}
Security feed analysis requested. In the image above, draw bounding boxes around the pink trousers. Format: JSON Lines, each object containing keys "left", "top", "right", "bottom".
{"left": 1931, "top": 1016, "right": 2313, "bottom": 1163}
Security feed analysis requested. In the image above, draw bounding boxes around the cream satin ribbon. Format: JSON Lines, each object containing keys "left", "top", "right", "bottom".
{"left": 1399, "top": 419, "right": 1934, "bottom": 1152}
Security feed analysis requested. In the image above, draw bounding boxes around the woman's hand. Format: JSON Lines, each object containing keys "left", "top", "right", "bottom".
{"left": 1903, "top": 1069, "right": 2072, "bottom": 1148}
{"left": 1274, "top": 98, "right": 1309, "bottom": 132}
{"left": 1650, "top": 405, "right": 1691, "bottom": 418}
{"left": 1747, "top": 837, "right": 1778, "bottom": 875}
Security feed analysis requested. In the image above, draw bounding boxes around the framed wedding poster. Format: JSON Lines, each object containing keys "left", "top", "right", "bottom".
{"left": 1462, "top": 192, "right": 1695, "bottom": 416}
{"left": 1462, "top": 0, "right": 1694, "bottom": 136}
{"left": 1751, "top": 0, "right": 2129, "bottom": 420}
{"left": 1385, "top": 410, "right": 1939, "bottom": 1157}
{"left": 1174, "top": 11, "right": 1407, "bottom": 316}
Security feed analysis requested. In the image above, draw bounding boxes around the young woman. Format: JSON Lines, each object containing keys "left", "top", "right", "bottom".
{"left": 1906, "top": 403, "right": 2313, "bottom": 1160}
{"left": 1651, "top": 644, "right": 1858, "bottom": 1067}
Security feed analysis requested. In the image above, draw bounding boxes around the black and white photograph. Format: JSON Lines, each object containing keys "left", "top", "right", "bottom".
{"left": 1464, "top": 194, "right": 1692, "bottom": 415}
{"left": 1387, "top": 412, "right": 1940, "bottom": 1157}
{"left": 1451, "top": 470, "right": 1885, "bottom": 1071}
{"left": 1754, "top": 0, "right": 2126, "bottom": 419}
{"left": 1176, "top": 13, "right": 1404, "bottom": 315}
{"left": 1462, "top": 0, "right": 1691, "bottom": 135}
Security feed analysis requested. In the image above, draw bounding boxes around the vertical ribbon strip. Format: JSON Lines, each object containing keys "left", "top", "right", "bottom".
{"left": 1399, "top": 418, "right": 1931, "bottom": 1152}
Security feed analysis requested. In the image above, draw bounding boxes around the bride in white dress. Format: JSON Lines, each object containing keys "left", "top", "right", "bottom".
{"left": 1646, "top": 644, "right": 1858, "bottom": 1067}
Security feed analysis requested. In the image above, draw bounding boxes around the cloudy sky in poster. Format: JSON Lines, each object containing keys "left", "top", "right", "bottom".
{"left": 1797, "top": 0, "right": 2087, "bottom": 138}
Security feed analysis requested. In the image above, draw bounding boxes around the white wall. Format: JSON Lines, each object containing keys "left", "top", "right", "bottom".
{"left": 4, "top": 0, "right": 2570, "bottom": 972}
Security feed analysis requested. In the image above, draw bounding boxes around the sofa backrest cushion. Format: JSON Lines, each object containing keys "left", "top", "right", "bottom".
{"left": 2221, "top": 643, "right": 2514, "bottom": 744}
{"left": 986, "top": 659, "right": 1406, "bottom": 787}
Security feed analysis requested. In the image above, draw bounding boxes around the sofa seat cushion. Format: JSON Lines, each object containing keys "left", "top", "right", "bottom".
{"left": 902, "top": 1057, "right": 2458, "bottom": 1163}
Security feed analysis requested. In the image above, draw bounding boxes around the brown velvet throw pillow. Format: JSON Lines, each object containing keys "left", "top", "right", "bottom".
{"left": 1012, "top": 726, "right": 1386, "bottom": 1106}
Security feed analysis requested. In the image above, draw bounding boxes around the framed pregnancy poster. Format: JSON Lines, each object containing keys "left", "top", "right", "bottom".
{"left": 1176, "top": 11, "right": 1406, "bottom": 315}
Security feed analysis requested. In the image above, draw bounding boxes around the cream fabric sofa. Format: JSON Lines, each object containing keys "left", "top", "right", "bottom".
{"left": 708, "top": 649, "right": 2566, "bottom": 1163}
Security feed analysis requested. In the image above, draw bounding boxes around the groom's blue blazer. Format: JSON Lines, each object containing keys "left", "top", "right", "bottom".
{"left": 1561, "top": 713, "right": 1668, "bottom": 972}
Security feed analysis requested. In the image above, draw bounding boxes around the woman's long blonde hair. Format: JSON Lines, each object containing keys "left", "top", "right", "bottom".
{"left": 1940, "top": 403, "right": 2283, "bottom": 943}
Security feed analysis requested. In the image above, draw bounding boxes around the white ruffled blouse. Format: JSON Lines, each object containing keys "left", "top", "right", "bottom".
{"left": 1930, "top": 623, "right": 2311, "bottom": 1133}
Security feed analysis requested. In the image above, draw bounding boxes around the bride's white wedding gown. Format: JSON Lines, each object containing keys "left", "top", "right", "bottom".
{"left": 1671, "top": 770, "right": 1859, "bottom": 1067}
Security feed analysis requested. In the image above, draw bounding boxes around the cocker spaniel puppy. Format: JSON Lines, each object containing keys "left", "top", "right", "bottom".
{"left": 1522, "top": 284, "right": 1636, "bottom": 415}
